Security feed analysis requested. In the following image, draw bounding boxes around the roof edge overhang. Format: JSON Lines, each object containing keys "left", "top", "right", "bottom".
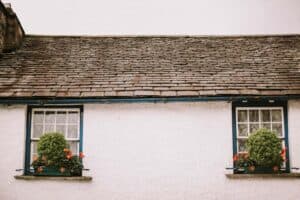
{"left": 0, "top": 95, "right": 300, "bottom": 105}
{"left": 25, "top": 33, "right": 300, "bottom": 39}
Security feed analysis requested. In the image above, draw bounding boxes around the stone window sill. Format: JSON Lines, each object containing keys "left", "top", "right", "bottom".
{"left": 226, "top": 173, "right": 300, "bottom": 179}
{"left": 14, "top": 175, "right": 92, "bottom": 181}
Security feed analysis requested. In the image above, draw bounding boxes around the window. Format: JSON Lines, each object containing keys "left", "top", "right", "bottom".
{"left": 232, "top": 100, "right": 289, "bottom": 172}
{"left": 236, "top": 107, "right": 285, "bottom": 153}
{"left": 25, "top": 106, "right": 83, "bottom": 174}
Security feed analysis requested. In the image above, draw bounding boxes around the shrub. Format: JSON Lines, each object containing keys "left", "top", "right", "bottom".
{"left": 246, "top": 128, "right": 283, "bottom": 168}
{"left": 37, "top": 132, "right": 67, "bottom": 167}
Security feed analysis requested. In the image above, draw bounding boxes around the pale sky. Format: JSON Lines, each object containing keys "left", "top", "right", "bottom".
{"left": 7, "top": 0, "right": 300, "bottom": 36}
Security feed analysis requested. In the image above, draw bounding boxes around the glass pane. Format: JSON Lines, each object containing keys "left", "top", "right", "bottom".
{"left": 261, "top": 110, "right": 271, "bottom": 122}
{"left": 281, "top": 140, "right": 286, "bottom": 149}
{"left": 261, "top": 123, "right": 271, "bottom": 130}
{"left": 238, "top": 124, "right": 248, "bottom": 137}
{"left": 45, "top": 111, "right": 55, "bottom": 123}
{"left": 56, "top": 124, "right": 66, "bottom": 135}
{"left": 33, "top": 111, "right": 44, "bottom": 124}
{"left": 250, "top": 123, "right": 259, "bottom": 134}
{"left": 68, "top": 111, "right": 79, "bottom": 123}
{"left": 31, "top": 141, "right": 38, "bottom": 163}
{"left": 56, "top": 111, "right": 66, "bottom": 124}
{"left": 44, "top": 124, "right": 55, "bottom": 133}
{"left": 249, "top": 110, "right": 259, "bottom": 122}
{"left": 273, "top": 123, "right": 283, "bottom": 137}
{"left": 32, "top": 124, "right": 43, "bottom": 138}
{"left": 238, "top": 139, "right": 247, "bottom": 152}
{"left": 68, "top": 142, "right": 79, "bottom": 155}
{"left": 238, "top": 110, "right": 248, "bottom": 122}
{"left": 272, "top": 110, "right": 282, "bottom": 122}
{"left": 68, "top": 125, "right": 78, "bottom": 138}
{"left": 32, "top": 141, "right": 38, "bottom": 154}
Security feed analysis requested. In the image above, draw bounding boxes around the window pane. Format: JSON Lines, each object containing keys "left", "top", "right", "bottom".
{"left": 261, "top": 110, "right": 270, "bottom": 122}
{"left": 32, "top": 141, "right": 38, "bottom": 154}
{"left": 56, "top": 124, "right": 66, "bottom": 136}
{"left": 272, "top": 110, "right": 282, "bottom": 122}
{"left": 238, "top": 110, "right": 248, "bottom": 122}
{"left": 45, "top": 111, "right": 55, "bottom": 123}
{"left": 33, "top": 111, "right": 44, "bottom": 124}
{"left": 68, "top": 141, "right": 79, "bottom": 155}
{"left": 56, "top": 111, "right": 66, "bottom": 124}
{"left": 44, "top": 124, "right": 55, "bottom": 133}
{"left": 249, "top": 110, "right": 259, "bottom": 122}
{"left": 250, "top": 123, "right": 259, "bottom": 134}
{"left": 32, "top": 124, "right": 43, "bottom": 138}
{"left": 273, "top": 123, "right": 283, "bottom": 137}
{"left": 31, "top": 141, "right": 38, "bottom": 163}
{"left": 68, "top": 125, "right": 78, "bottom": 138}
{"left": 238, "top": 139, "right": 247, "bottom": 152}
{"left": 238, "top": 124, "right": 248, "bottom": 137}
{"left": 261, "top": 123, "right": 271, "bottom": 130}
{"left": 68, "top": 111, "right": 79, "bottom": 123}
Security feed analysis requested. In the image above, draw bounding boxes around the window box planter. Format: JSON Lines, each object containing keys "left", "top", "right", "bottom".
{"left": 31, "top": 133, "right": 84, "bottom": 178}
{"left": 15, "top": 175, "right": 92, "bottom": 181}
{"left": 235, "top": 166, "right": 283, "bottom": 174}
{"left": 33, "top": 167, "right": 82, "bottom": 177}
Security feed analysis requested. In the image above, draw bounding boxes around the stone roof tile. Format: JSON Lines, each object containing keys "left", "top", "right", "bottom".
{"left": 0, "top": 35, "right": 300, "bottom": 98}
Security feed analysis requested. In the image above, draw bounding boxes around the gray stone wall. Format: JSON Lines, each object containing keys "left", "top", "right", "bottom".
{"left": 0, "top": 2, "right": 24, "bottom": 53}
{"left": 0, "top": 5, "right": 7, "bottom": 52}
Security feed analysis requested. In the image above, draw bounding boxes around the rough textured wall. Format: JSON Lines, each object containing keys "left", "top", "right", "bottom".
{"left": 288, "top": 100, "right": 300, "bottom": 173}
{"left": 0, "top": 5, "right": 7, "bottom": 52}
{"left": 2, "top": 5, "right": 24, "bottom": 52}
{"left": 0, "top": 3, "right": 24, "bottom": 53}
{"left": 1, "top": 101, "right": 300, "bottom": 200}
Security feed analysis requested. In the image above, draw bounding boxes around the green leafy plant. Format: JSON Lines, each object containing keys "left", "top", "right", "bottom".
{"left": 31, "top": 132, "right": 84, "bottom": 176}
{"left": 246, "top": 128, "right": 283, "bottom": 168}
{"left": 36, "top": 132, "right": 67, "bottom": 168}
{"left": 233, "top": 153, "right": 255, "bottom": 172}
{"left": 60, "top": 155, "right": 84, "bottom": 176}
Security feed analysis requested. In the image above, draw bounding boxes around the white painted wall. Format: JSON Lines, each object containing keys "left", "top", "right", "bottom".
{"left": 288, "top": 100, "right": 300, "bottom": 173}
{"left": 0, "top": 101, "right": 300, "bottom": 200}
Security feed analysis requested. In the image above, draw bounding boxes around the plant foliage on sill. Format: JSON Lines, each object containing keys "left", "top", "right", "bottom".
{"left": 14, "top": 175, "right": 92, "bottom": 181}
{"left": 31, "top": 132, "right": 85, "bottom": 176}
{"left": 226, "top": 173, "right": 300, "bottom": 179}
{"left": 233, "top": 128, "right": 286, "bottom": 174}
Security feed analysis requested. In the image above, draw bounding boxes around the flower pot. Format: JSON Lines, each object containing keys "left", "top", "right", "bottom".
{"left": 235, "top": 166, "right": 282, "bottom": 174}
{"left": 248, "top": 166, "right": 281, "bottom": 174}
{"left": 33, "top": 167, "right": 72, "bottom": 176}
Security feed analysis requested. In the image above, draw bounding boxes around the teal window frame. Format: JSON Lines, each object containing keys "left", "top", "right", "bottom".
{"left": 24, "top": 105, "right": 84, "bottom": 175}
{"left": 232, "top": 99, "right": 290, "bottom": 173}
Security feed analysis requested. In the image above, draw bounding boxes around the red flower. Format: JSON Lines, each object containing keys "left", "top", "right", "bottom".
{"left": 233, "top": 154, "right": 238, "bottom": 161}
{"left": 281, "top": 148, "right": 286, "bottom": 161}
{"left": 33, "top": 155, "right": 38, "bottom": 162}
{"left": 41, "top": 155, "right": 47, "bottom": 161}
{"left": 79, "top": 152, "right": 85, "bottom": 159}
{"left": 243, "top": 153, "right": 249, "bottom": 159}
{"left": 66, "top": 154, "right": 72, "bottom": 160}
{"left": 63, "top": 148, "right": 70, "bottom": 153}
{"left": 37, "top": 166, "right": 43, "bottom": 173}
{"left": 273, "top": 166, "right": 279, "bottom": 172}
{"left": 60, "top": 167, "right": 66, "bottom": 173}
{"left": 249, "top": 166, "right": 255, "bottom": 172}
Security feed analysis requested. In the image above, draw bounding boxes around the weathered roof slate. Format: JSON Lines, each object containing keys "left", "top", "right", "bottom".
{"left": 0, "top": 35, "right": 300, "bottom": 98}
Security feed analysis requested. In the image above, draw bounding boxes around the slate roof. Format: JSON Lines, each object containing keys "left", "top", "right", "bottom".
{"left": 0, "top": 35, "right": 300, "bottom": 98}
